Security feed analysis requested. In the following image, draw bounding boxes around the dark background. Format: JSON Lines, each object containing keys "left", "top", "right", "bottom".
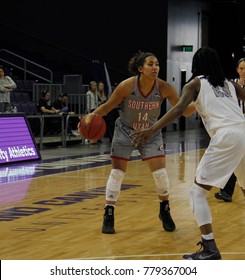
{"left": 0, "top": 0, "right": 244, "bottom": 84}
{"left": 209, "top": 0, "right": 244, "bottom": 78}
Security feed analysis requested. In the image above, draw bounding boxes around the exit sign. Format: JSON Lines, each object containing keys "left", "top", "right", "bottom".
{"left": 182, "top": 45, "right": 193, "bottom": 52}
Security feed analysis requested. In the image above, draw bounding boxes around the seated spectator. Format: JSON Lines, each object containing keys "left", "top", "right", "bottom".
{"left": 52, "top": 92, "right": 74, "bottom": 114}
{"left": 97, "top": 81, "right": 107, "bottom": 104}
{"left": 52, "top": 92, "right": 80, "bottom": 136}
{"left": 39, "top": 89, "right": 59, "bottom": 114}
{"left": 0, "top": 65, "right": 17, "bottom": 112}
{"left": 38, "top": 89, "right": 61, "bottom": 134}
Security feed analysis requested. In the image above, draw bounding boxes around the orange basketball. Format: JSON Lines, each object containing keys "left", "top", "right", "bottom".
{"left": 78, "top": 114, "right": 106, "bottom": 141}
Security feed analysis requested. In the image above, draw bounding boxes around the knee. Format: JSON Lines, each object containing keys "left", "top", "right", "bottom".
{"left": 152, "top": 168, "right": 169, "bottom": 196}
{"left": 189, "top": 183, "right": 209, "bottom": 210}
{"left": 106, "top": 169, "right": 125, "bottom": 201}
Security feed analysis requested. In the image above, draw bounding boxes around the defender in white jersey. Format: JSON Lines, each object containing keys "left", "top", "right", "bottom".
{"left": 91, "top": 51, "right": 195, "bottom": 234}
{"left": 132, "top": 47, "right": 245, "bottom": 260}
{"left": 215, "top": 58, "right": 245, "bottom": 202}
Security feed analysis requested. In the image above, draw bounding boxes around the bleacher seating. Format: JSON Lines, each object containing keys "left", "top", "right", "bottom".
{"left": 10, "top": 92, "right": 16, "bottom": 104}
{"left": 28, "top": 102, "right": 39, "bottom": 115}
{"left": 14, "top": 80, "right": 25, "bottom": 92}
{"left": 9, "top": 87, "right": 38, "bottom": 115}
{"left": 14, "top": 79, "right": 35, "bottom": 94}
{"left": 1, "top": 48, "right": 85, "bottom": 148}
{"left": 11, "top": 102, "right": 22, "bottom": 113}
{"left": 13, "top": 92, "right": 24, "bottom": 103}
{"left": 22, "top": 92, "right": 31, "bottom": 103}
{"left": 20, "top": 103, "right": 32, "bottom": 114}
{"left": 18, "top": 102, "right": 39, "bottom": 115}
{"left": 9, "top": 75, "right": 84, "bottom": 149}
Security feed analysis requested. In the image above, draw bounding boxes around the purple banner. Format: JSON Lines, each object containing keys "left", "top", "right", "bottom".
{"left": 0, "top": 115, "right": 41, "bottom": 164}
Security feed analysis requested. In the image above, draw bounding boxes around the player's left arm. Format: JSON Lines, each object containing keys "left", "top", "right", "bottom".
{"left": 160, "top": 80, "right": 196, "bottom": 116}
{"left": 156, "top": 79, "right": 198, "bottom": 129}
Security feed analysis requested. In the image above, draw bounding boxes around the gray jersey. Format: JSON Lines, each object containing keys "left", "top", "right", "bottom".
{"left": 111, "top": 77, "right": 165, "bottom": 161}
{"left": 119, "top": 77, "right": 163, "bottom": 130}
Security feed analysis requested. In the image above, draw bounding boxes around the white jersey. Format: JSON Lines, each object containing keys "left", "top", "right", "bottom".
{"left": 194, "top": 76, "right": 245, "bottom": 137}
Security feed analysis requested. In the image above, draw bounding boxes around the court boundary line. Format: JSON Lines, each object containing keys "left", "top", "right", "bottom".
{"left": 72, "top": 251, "right": 245, "bottom": 260}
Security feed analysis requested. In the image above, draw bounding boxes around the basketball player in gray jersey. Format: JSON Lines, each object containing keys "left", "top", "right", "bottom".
{"left": 91, "top": 51, "right": 195, "bottom": 234}
{"left": 120, "top": 78, "right": 162, "bottom": 131}
{"left": 132, "top": 47, "right": 245, "bottom": 260}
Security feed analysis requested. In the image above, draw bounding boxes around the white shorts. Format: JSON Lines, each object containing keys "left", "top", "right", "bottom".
{"left": 196, "top": 123, "right": 245, "bottom": 189}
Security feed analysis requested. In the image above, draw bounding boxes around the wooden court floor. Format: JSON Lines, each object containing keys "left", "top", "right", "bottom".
{"left": 0, "top": 137, "right": 245, "bottom": 260}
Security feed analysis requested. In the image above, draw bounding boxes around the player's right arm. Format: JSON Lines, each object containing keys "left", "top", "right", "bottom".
{"left": 92, "top": 77, "right": 135, "bottom": 116}
{"left": 158, "top": 79, "right": 196, "bottom": 117}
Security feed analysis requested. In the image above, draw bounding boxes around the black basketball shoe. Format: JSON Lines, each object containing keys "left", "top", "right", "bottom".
{"left": 102, "top": 205, "right": 115, "bottom": 234}
{"left": 215, "top": 191, "right": 232, "bottom": 202}
{"left": 159, "top": 200, "right": 176, "bottom": 232}
{"left": 183, "top": 238, "right": 222, "bottom": 260}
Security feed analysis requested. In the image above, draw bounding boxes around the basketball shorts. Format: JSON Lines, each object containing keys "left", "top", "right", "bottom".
{"left": 196, "top": 123, "right": 245, "bottom": 189}
{"left": 111, "top": 118, "right": 165, "bottom": 161}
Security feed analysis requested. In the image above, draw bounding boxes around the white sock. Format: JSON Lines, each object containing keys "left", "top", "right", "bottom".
{"left": 202, "top": 233, "right": 214, "bottom": 240}
{"left": 106, "top": 204, "right": 115, "bottom": 207}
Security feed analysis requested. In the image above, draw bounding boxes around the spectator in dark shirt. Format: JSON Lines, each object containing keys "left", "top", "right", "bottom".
{"left": 39, "top": 89, "right": 59, "bottom": 114}
{"left": 52, "top": 92, "right": 80, "bottom": 136}
{"left": 38, "top": 89, "right": 61, "bottom": 134}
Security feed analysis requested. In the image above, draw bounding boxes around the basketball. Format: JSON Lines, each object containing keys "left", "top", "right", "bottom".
{"left": 78, "top": 114, "right": 106, "bottom": 141}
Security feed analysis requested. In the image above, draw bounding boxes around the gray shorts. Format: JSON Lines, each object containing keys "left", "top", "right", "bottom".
{"left": 111, "top": 118, "right": 165, "bottom": 161}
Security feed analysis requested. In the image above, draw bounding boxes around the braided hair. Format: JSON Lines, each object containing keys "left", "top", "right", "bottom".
{"left": 189, "top": 47, "right": 226, "bottom": 87}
